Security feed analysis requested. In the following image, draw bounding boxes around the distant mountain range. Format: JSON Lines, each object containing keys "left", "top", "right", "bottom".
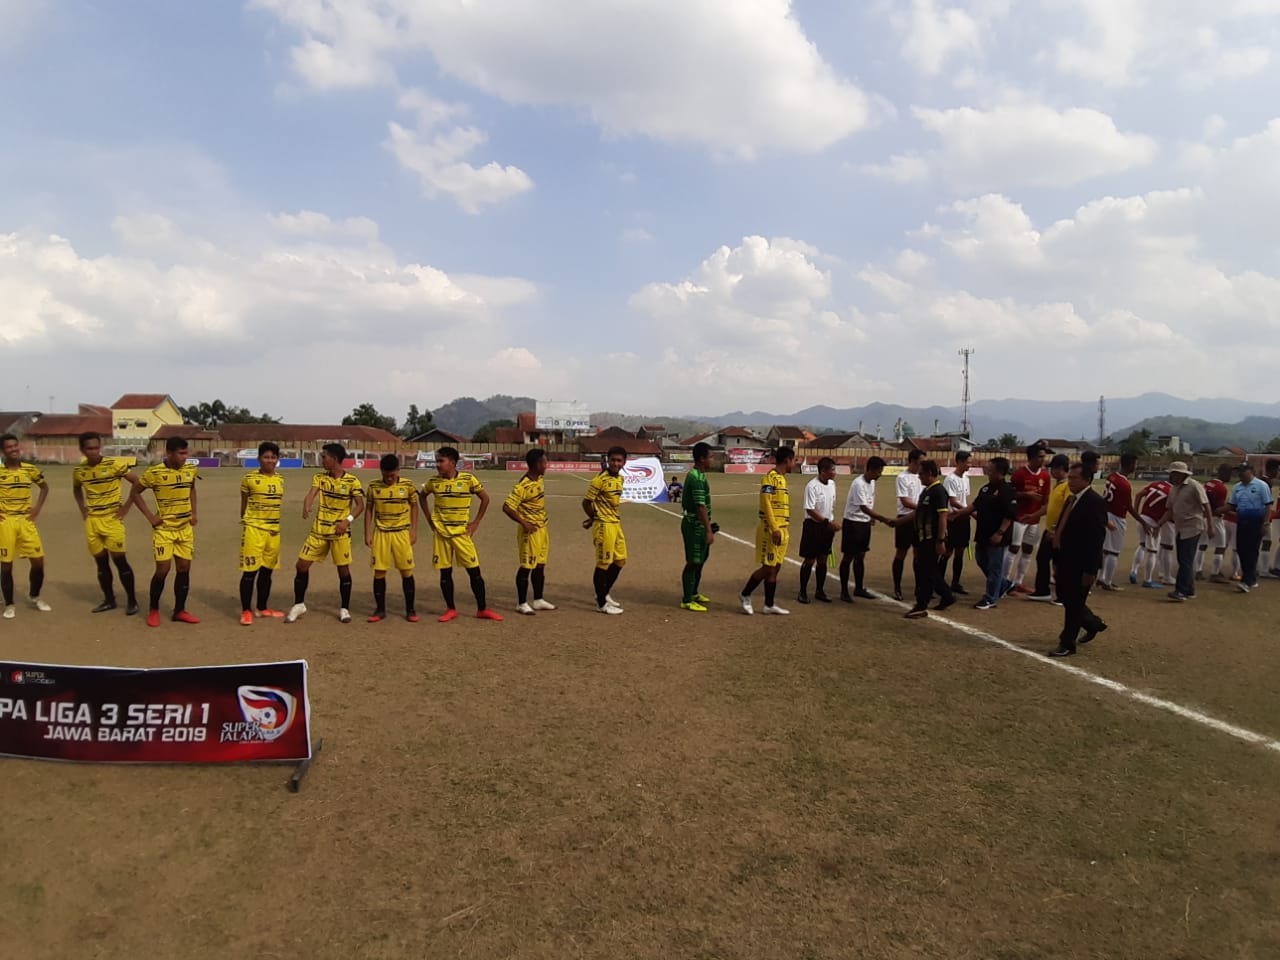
{"left": 429, "top": 393, "right": 1280, "bottom": 450}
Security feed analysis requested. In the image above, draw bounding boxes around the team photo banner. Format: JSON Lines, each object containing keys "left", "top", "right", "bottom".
{"left": 0, "top": 660, "right": 311, "bottom": 764}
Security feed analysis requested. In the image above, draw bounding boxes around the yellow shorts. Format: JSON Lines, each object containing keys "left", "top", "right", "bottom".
{"left": 0, "top": 517, "right": 43, "bottom": 562}
{"left": 152, "top": 525, "right": 194, "bottom": 563}
{"left": 593, "top": 522, "right": 627, "bottom": 569}
{"left": 517, "top": 525, "right": 549, "bottom": 570}
{"left": 371, "top": 529, "right": 415, "bottom": 573}
{"left": 240, "top": 525, "right": 281, "bottom": 572}
{"left": 85, "top": 515, "right": 126, "bottom": 555}
{"left": 755, "top": 524, "right": 790, "bottom": 568}
{"left": 299, "top": 533, "right": 354, "bottom": 567}
{"left": 433, "top": 530, "right": 479, "bottom": 570}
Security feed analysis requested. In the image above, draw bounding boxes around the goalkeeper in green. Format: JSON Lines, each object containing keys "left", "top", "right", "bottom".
{"left": 680, "top": 442, "right": 716, "bottom": 611}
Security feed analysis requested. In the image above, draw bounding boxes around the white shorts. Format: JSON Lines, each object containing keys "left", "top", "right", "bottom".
{"left": 1270, "top": 520, "right": 1280, "bottom": 543}
{"left": 1011, "top": 521, "right": 1040, "bottom": 550}
{"left": 1104, "top": 515, "right": 1126, "bottom": 554}
{"left": 1207, "top": 518, "right": 1226, "bottom": 550}
{"left": 1159, "top": 523, "right": 1175, "bottom": 548}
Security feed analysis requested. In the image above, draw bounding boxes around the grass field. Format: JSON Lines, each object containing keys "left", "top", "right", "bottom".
{"left": 2, "top": 466, "right": 1279, "bottom": 959}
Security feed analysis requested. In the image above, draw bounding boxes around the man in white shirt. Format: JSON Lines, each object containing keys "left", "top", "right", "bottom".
{"left": 890, "top": 449, "right": 924, "bottom": 601}
{"left": 797, "top": 458, "right": 840, "bottom": 603}
{"left": 941, "top": 451, "right": 973, "bottom": 594}
{"left": 839, "top": 456, "right": 891, "bottom": 601}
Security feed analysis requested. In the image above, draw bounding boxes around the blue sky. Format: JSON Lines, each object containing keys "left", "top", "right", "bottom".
{"left": 3, "top": 0, "right": 1280, "bottom": 422}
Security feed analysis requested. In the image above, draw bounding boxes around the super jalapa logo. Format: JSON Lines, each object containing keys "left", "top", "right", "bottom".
{"left": 220, "top": 686, "right": 298, "bottom": 743}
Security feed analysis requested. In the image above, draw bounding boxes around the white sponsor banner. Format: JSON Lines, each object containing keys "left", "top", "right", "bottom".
{"left": 620, "top": 456, "right": 666, "bottom": 503}
{"left": 728, "top": 447, "right": 767, "bottom": 464}
{"left": 535, "top": 400, "right": 591, "bottom": 432}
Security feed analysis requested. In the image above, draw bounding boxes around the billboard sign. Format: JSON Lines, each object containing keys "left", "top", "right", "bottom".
{"left": 535, "top": 400, "right": 591, "bottom": 432}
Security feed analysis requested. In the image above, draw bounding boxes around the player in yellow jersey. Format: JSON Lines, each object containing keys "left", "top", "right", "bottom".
{"left": 582, "top": 445, "right": 628, "bottom": 615}
{"left": 740, "top": 446, "right": 796, "bottom": 616}
{"left": 364, "top": 453, "right": 420, "bottom": 623}
{"left": 238, "top": 441, "right": 286, "bottom": 626}
{"left": 422, "top": 446, "right": 503, "bottom": 622}
{"left": 0, "top": 433, "right": 51, "bottom": 619}
{"left": 503, "top": 448, "right": 555, "bottom": 616}
{"left": 133, "top": 437, "right": 201, "bottom": 627}
{"left": 72, "top": 431, "right": 142, "bottom": 615}
{"left": 287, "top": 442, "right": 364, "bottom": 624}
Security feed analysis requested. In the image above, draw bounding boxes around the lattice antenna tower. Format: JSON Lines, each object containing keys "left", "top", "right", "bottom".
{"left": 1098, "top": 396, "right": 1106, "bottom": 446}
{"left": 958, "top": 347, "right": 975, "bottom": 436}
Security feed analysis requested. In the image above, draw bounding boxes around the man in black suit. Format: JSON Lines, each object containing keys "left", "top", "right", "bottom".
{"left": 1048, "top": 463, "right": 1109, "bottom": 657}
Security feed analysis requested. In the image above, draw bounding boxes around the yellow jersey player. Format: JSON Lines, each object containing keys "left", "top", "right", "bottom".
{"left": 133, "top": 436, "right": 200, "bottom": 627}
{"left": 72, "top": 430, "right": 142, "bottom": 615}
{"left": 502, "top": 448, "right": 555, "bottom": 616}
{"left": 740, "top": 445, "right": 796, "bottom": 616}
{"left": 287, "top": 442, "right": 364, "bottom": 624}
{"left": 238, "top": 441, "right": 286, "bottom": 626}
{"left": 422, "top": 446, "right": 503, "bottom": 622}
{"left": 0, "top": 432, "right": 51, "bottom": 619}
{"left": 364, "top": 453, "right": 420, "bottom": 623}
{"left": 582, "top": 445, "right": 628, "bottom": 615}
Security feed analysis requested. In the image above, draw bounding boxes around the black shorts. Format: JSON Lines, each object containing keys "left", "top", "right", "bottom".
{"left": 841, "top": 519, "right": 872, "bottom": 555}
{"left": 946, "top": 516, "right": 972, "bottom": 549}
{"left": 799, "top": 518, "right": 836, "bottom": 559}
{"left": 894, "top": 521, "right": 916, "bottom": 550}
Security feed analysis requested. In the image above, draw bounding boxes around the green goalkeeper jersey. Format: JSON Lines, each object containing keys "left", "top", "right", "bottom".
{"left": 682, "top": 468, "right": 711, "bottom": 521}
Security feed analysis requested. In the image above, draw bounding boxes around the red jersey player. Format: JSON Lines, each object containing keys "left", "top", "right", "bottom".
{"left": 1098, "top": 453, "right": 1141, "bottom": 590}
{"left": 1005, "top": 443, "right": 1051, "bottom": 592}
{"left": 1130, "top": 478, "right": 1173, "bottom": 586}
{"left": 1201, "top": 463, "right": 1233, "bottom": 581}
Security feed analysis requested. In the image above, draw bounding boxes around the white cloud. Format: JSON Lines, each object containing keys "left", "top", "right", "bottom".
{"left": 892, "top": 0, "right": 982, "bottom": 76}
{"left": 1052, "top": 0, "right": 1280, "bottom": 87}
{"left": 628, "top": 236, "right": 877, "bottom": 409}
{"left": 0, "top": 217, "right": 539, "bottom": 407}
{"left": 620, "top": 227, "right": 653, "bottom": 243}
{"left": 268, "top": 210, "right": 380, "bottom": 240}
{"left": 252, "top": 0, "right": 874, "bottom": 154}
{"left": 859, "top": 153, "right": 930, "bottom": 183}
{"left": 900, "top": 103, "right": 1158, "bottom": 189}
{"left": 384, "top": 122, "right": 533, "bottom": 213}
{"left": 383, "top": 88, "right": 533, "bottom": 213}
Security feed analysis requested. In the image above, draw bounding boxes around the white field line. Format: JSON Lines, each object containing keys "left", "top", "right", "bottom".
{"left": 645, "top": 501, "right": 1280, "bottom": 756}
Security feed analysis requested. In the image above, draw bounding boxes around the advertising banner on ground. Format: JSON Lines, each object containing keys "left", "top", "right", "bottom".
{"left": 725, "top": 463, "right": 774, "bottom": 475}
{"left": 621, "top": 456, "right": 667, "bottom": 502}
{"left": 0, "top": 660, "right": 311, "bottom": 763}
{"left": 505, "top": 460, "right": 600, "bottom": 472}
{"left": 728, "top": 448, "right": 768, "bottom": 464}
{"left": 184, "top": 458, "right": 220, "bottom": 468}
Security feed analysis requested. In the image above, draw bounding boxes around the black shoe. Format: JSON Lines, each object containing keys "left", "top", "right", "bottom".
{"left": 904, "top": 607, "right": 928, "bottom": 619}
{"left": 839, "top": 593, "right": 854, "bottom": 603}
{"left": 796, "top": 593, "right": 811, "bottom": 604}
{"left": 892, "top": 590, "right": 903, "bottom": 602}
{"left": 125, "top": 603, "right": 140, "bottom": 616}
{"left": 1047, "top": 646, "right": 1076, "bottom": 657}
{"left": 91, "top": 600, "right": 117, "bottom": 613}
{"left": 814, "top": 593, "right": 832, "bottom": 603}
{"left": 951, "top": 584, "right": 968, "bottom": 595}
{"left": 934, "top": 596, "right": 957, "bottom": 612}
{"left": 853, "top": 589, "right": 877, "bottom": 600}
{"left": 1080, "top": 622, "right": 1108, "bottom": 644}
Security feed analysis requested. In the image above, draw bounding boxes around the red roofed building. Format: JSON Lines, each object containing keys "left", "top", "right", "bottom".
{"left": 578, "top": 426, "right": 663, "bottom": 457}
{"left": 24, "top": 411, "right": 116, "bottom": 462}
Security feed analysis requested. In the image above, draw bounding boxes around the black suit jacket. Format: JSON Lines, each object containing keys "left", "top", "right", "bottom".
{"left": 1055, "top": 488, "right": 1107, "bottom": 573}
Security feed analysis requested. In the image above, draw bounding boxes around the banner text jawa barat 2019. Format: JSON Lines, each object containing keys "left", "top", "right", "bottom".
{"left": 0, "top": 660, "right": 311, "bottom": 763}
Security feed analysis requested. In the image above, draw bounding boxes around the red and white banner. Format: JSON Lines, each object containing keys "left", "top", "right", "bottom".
{"left": 725, "top": 463, "right": 774, "bottom": 474}
{"left": 506, "top": 460, "right": 599, "bottom": 472}
{"left": 727, "top": 448, "right": 768, "bottom": 464}
{"left": 0, "top": 660, "right": 311, "bottom": 763}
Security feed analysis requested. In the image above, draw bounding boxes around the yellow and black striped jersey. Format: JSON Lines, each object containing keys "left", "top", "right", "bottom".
{"left": 310, "top": 471, "right": 363, "bottom": 539}
{"left": 586, "top": 472, "right": 624, "bottom": 524}
{"left": 0, "top": 462, "right": 44, "bottom": 517}
{"left": 140, "top": 463, "right": 198, "bottom": 530}
{"left": 423, "top": 472, "right": 483, "bottom": 532}
{"left": 758, "top": 469, "right": 790, "bottom": 529}
{"left": 367, "top": 479, "right": 418, "bottom": 532}
{"left": 504, "top": 475, "right": 546, "bottom": 526}
{"left": 73, "top": 459, "right": 131, "bottom": 516}
{"left": 241, "top": 470, "right": 284, "bottom": 531}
